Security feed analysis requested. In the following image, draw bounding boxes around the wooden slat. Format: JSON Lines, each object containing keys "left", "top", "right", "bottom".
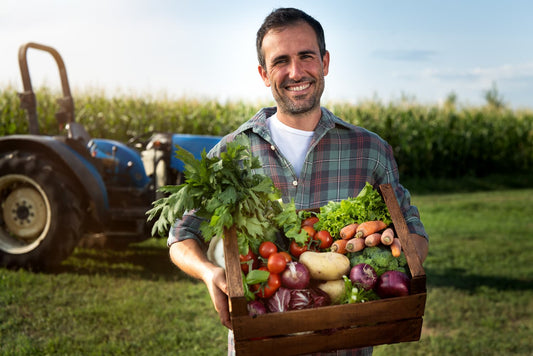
{"left": 232, "top": 293, "right": 426, "bottom": 340}
{"left": 223, "top": 226, "right": 248, "bottom": 317}
{"left": 235, "top": 318, "right": 424, "bottom": 356}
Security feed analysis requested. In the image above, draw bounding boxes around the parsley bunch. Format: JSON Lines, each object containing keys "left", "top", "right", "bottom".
{"left": 147, "top": 135, "right": 283, "bottom": 253}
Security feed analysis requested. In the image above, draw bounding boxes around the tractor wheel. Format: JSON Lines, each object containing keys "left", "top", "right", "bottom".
{"left": 0, "top": 150, "right": 83, "bottom": 270}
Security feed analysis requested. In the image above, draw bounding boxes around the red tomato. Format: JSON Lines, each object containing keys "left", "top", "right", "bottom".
{"left": 289, "top": 240, "right": 308, "bottom": 258}
{"left": 278, "top": 251, "right": 292, "bottom": 263}
{"left": 239, "top": 249, "right": 259, "bottom": 274}
{"left": 257, "top": 273, "right": 281, "bottom": 298}
{"left": 267, "top": 252, "right": 287, "bottom": 274}
{"left": 259, "top": 241, "right": 278, "bottom": 259}
{"left": 314, "top": 230, "right": 334, "bottom": 249}
{"left": 301, "top": 225, "right": 316, "bottom": 238}
{"left": 301, "top": 216, "right": 319, "bottom": 227}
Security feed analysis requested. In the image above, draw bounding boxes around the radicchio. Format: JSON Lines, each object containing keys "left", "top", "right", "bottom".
{"left": 309, "top": 287, "right": 331, "bottom": 308}
{"left": 288, "top": 289, "right": 314, "bottom": 310}
{"left": 266, "top": 287, "right": 291, "bottom": 313}
{"left": 266, "top": 287, "right": 332, "bottom": 313}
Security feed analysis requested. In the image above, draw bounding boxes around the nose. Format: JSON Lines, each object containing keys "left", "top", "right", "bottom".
{"left": 288, "top": 59, "right": 304, "bottom": 81}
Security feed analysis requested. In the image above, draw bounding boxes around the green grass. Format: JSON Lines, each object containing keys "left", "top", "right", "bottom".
{"left": 1, "top": 188, "right": 532, "bottom": 355}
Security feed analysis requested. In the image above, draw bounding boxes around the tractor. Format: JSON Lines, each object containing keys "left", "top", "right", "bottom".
{"left": 0, "top": 42, "right": 221, "bottom": 269}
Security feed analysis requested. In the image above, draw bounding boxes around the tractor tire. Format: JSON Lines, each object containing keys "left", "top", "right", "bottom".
{"left": 0, "top": 150, "right": 83, "bottom": 270}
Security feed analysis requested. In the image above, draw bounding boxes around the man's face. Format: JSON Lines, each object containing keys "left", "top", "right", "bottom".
{"left": 258, "top": 22, "right": 329, "bottom": 117}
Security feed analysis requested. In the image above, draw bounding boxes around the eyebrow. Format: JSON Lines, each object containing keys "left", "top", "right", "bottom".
{"left": 271, "top": 49, "right": 318, "bottom": 64}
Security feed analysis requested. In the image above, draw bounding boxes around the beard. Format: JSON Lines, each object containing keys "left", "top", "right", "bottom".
{"left": 272, "top": 76, "right": 325, "bottom": 116}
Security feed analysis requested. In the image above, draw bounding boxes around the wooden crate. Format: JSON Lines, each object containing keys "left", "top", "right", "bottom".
{"left": 223, "top": 184, "right": 426, "bottom": 356}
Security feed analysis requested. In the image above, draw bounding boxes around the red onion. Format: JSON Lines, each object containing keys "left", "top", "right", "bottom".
{"left": 247, "top": 300, "right": 267, "bottom": 317}
{"left": 281, "top": 261, "right": 310, "bottom": 289}
{"left": 375, "top": 270, "right": 410, "bottom": 298}
{"left": 349, "top": 263, "right": 378, "bottom": 291}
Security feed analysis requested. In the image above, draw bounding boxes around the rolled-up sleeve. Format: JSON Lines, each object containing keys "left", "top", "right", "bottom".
{"left": 394, "top": 183, "right": 428, "bottom": 239}
{"left": 167, "top": 210, "right": 207, "bottom": 248}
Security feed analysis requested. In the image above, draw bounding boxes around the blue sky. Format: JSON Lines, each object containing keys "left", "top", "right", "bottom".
{"left": 1, "top": 0, "right": 532, "bottom": 109}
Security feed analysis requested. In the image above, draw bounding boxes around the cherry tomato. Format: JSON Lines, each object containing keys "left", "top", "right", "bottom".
{"left": 239, "top": 249, "right": 259, "bottom": 274}
{"left": 257, "top": 273, "right": 281, "bottom": 298}
{"left": 301, "top": 225, "right": 316, "bottom": 238}
{"left": 301, "top": 216, "right": 319, "bottom": 227}
{"left": 267, "top": 252, "right": 287, "bottom": 274}
{"left": 314, "top": 230, "right": 334, "bottom": 249}
{"left": 289, "top": 240, "right": 308, "bottom": 258}
{"left": 259, "top": 241, "right": 278, "bottom": 259}
{"left": 278, "top": 251, "right": 292, "bottom": 263}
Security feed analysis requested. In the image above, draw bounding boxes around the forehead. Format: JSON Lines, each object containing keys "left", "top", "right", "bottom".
{"left": 262, "top": 22, "right": 319, "bottom": 61}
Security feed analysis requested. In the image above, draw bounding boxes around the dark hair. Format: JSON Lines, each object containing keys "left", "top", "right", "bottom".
{"left": 256, "top": 8, "right": 326, "bottom": 69}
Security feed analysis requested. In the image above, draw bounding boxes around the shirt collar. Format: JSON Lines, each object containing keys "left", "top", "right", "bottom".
{"left": 236, "top": 106, "right": 353, "bottom": 141}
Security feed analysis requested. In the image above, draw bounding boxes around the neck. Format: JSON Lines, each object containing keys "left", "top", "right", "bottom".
{"left": 276, "top": 106, "right": 322, "bottom": 131}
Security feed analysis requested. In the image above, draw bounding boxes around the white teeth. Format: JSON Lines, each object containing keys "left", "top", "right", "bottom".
{"left": 287, "top": 83, "right": 310, "bottom": 91}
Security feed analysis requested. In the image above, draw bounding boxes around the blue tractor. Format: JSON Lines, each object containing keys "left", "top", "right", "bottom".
{"left": 0, "top": 42, "right": 221, "bottom": 269}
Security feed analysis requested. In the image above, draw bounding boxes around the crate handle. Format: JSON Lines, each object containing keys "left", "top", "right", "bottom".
{"left": 379, "top": 184, "right": 425, "bottom": 278}
{"left": 223, "top": 225, "right": 249, "bottom": 317}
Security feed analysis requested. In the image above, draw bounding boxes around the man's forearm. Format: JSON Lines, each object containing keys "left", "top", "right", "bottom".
{"left": 169, "top": 239, "right": 218, "bottom": 283}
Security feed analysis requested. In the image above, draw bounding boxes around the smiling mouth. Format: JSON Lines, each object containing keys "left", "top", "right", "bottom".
{"left": 286, "top": 82, "right": 311, "bottom": 92}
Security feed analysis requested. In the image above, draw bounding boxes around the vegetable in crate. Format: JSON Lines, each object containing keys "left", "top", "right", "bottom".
{"left": 375, "top": 270, "right": 410, "bottom": 298}
{"left": 299, "top": 251, "right": 351, "bottom": 281}
{"left": 147, "top": 134, "right": 285, "bottom": 254}
{"left": 315, "top": 183, "right": 392, "bottom": 239}
{"left": 348, "top": 245, "right": 408, "bottom": 277}
{"left": 349, "top": 263, "right": 378, "bottom": 291}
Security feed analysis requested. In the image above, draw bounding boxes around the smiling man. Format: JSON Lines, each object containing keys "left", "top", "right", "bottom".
{"left": 257, "top": 18, "right": 329, "bottom": 130}
{"left": 167, "top": 8, "right": 428, "bottom": 356}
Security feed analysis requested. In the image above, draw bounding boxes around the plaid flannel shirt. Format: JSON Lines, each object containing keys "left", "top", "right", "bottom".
{"left": 168, "top": 106, "right": 427, "bottom": 247}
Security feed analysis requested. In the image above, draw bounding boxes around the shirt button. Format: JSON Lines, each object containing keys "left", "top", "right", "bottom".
{"left": 270, "top": 145, "right": 276, "bottom": 151}
{"left": 292, "top": 180, "right": 298, "bottom": 186}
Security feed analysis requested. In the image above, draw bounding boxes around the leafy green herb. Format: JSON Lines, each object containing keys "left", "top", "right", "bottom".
{"left": 315, "top": 182, "right": 392, "bottom": 238}
{"left": 273, "top": 200, "right": 309, "bottom": 245}
{"left": 341, "top": 276, "right": 379, "bottom": 304}
{"left": 147, "top": 134, "right": 283, "bottom": 254}
{"left": 242, "top": 269, "right": 270, "bottom": 301}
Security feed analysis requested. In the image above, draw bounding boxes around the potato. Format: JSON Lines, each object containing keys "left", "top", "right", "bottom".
{"left": 299, "top": 251, "right": 350, "bottom": 281}
{"left": 317, "top": 279, "right": 346, "bottom": 304}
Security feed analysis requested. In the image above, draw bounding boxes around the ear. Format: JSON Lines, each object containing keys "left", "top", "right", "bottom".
{"left": 258, "top": 65, "right": 271, "bottom": 87}
{"left": 322, "top": 50, "right": 330, "bottom": 76}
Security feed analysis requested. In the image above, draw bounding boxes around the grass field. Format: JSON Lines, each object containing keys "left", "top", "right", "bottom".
{"left": 1, "top": 187, "right": 532, "bottom": 355}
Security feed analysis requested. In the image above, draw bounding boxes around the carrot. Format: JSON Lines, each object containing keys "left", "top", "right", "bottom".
{"left": 340, "top": 223, "right": 358, "bottom": 240}
{"left": 380, "top": 228, "right": 395, "bottom": 246}
{"left": 330, "top": 239, "right": 348, "bottom": 254}
{"left": 346, "top": 237, "right": 366, "bottom": 253}
{"left": 391, "top": 237, "right": 402, "bottom": 257}
{"left": 364, "top": 233, "right": 382, "bottom": 247}
{"left": 354, "top": 220, "right": 388, "bottom": 239}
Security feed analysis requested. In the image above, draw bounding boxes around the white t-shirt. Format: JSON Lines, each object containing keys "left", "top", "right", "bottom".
{"left": 268, "top": 114, "right": 314, "bottom": 177}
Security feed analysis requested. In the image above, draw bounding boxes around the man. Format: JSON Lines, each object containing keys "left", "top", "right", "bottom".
{"left": 168, "top": 7, "right": 428, "bottom": 355}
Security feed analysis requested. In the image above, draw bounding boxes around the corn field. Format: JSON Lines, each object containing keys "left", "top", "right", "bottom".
{"left": 1, "top": 86, "right": 532, "bottom": 179}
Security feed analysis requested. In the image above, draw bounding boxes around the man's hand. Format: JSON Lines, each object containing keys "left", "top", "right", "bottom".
{"left": 202, "top": 266, "right": 231, "bottom": 329}
{"left": 169, "top": 240, "right": 232, "bottom": 329}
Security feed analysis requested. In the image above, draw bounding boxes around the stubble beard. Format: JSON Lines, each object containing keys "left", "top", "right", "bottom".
{"left": 273, "top": 76, "right": 325, "bottom": 116}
